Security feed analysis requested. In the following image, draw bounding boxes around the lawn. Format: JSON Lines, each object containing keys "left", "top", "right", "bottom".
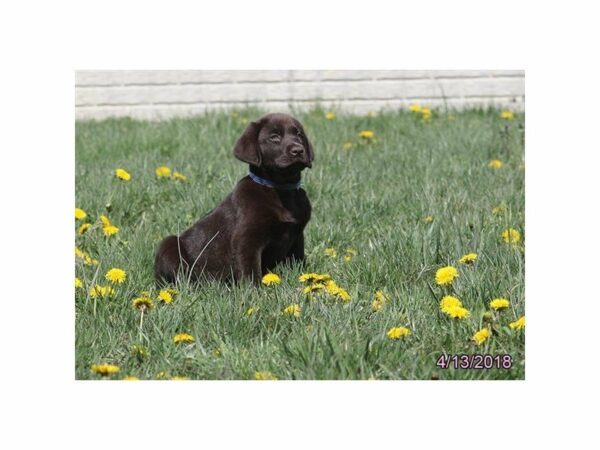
{"left": 75, "top": 106, "right": 525, "bottom": 380}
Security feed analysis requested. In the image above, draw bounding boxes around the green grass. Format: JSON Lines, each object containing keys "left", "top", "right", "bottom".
{"left": 75, "top": 106, "right": 525, "bottom": 380}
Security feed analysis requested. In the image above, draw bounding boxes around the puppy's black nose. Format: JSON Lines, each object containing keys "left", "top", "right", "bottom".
{"left": 290, "top": 147, "right": 304, "bottom": 156}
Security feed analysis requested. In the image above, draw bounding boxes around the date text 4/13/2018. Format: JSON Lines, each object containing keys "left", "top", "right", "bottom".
{"left": 436, "top": 354, "right": 513, "bottom": 370}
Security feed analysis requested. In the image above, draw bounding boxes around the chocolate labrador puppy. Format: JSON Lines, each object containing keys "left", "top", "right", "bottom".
{"left": 154, "top": 113, "right": 314, "bottom": 284}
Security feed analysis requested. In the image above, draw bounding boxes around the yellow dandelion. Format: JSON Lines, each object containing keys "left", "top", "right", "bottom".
{"left": 409, "top": 104, "right": 422, "bottom": 113}
{"left": 375, "top": 291, "right": 388, "bottom": 303}
{"left": 334, "top": 288, "right": 351, "bottom": 302}
{"left": 435, "top": 265, "right": 459, "bottom": 285}
{"left": 324, "top": 280, "right": 339, "bottom": 295}
{"left": 99, "top": 215, "right": 119, "bottom": 236}
{"left": 282, "top": 303, "right": 301, "bottom": 318}
{"left": 443, "top": 305, "right": 471, "bottom": 319}
{"left": 492, "top": 206, "right": 504, "bottom": 216}
{"left": 359, "top": 130, "right": 375, "bottom": 139}
{"left": 325, "top": 111, "right": 336, "bottom": 120}
{"left": 323, "top": 280, "right": 350, "bottom": 302}
{"left": 246, "top": 307, "right": 258, "bottom": 316}
{"left": 75, "top": 277, "right": 83, "bottom": 289}
{"left": 86, "top": 255, "right": 99, "bottom": 266}
{"left": 155, "top": 166, "right": 172, "bottom": 178}
{"left": 255, "top": 371, "right": 278, "bottom": 380}
{"left": 122, "top": 375, "right": 139, "bottom": 380}
{"left": 440, "top": 295, "right": 463, "bottom": 310}
{"left": 372, "top": 290, "right": 389, "bottom": 312}
{"left": 75, "top": 207, "right": 87, "bottom": 220}
{"left": 509, "top": 316, "right": 525, "bottom": 330}
{"left": 115, "top": 168, "right": 131, "bottom": 181}
{"left": 387, "top": 327, "right": 411, "bottom": 340}
{"left": 99, "top": 215, "right": 111, "bottom": 227}
{"left": 103, "top": 225, "right": 119, "bottom": 236}
{"left": 132, "top": 296, "right": 154, "bottom": 310}
{"left": 344, "top": 248, "right": 357, "bottom": 262}
{"left": 75, "top": 246, "right": 98, "bottom": 265}
{"left": 156, "top": 371, "right": 171, "bottom": 380}
{"left": 158, "top": 289, "right": 174, "bottom": 304}
{"left": 314, "top": 274, "right": 333, "bottom": 283}
{"left": 105, "top": 268, "right": 126, "bottom": 284}
{"left": 501, "top": 110, "right": 514, "bottom": 120}
{"left": 488, "top": 159, "right": 503, "bottom": 169}
{"left": 423, "top": 215, "right": 434, "bottom": 224}
{"left": 173, "top": 171, "right": 187, "bottom": 181}
{"left": 299, "top": 273, "right": 332, "bottom": 283}
{"left": 501, "top": 228, "right": 521, "bottom": 244}
{"left": 298, "top": 273, "right": 315, "bottom": 283}
{"left": 421, "top": 108, "right": 432, "bottom": 122}
{"left": 472, "top": 328, "right": 491, "bottom": 345}
{"left": 173, "top": 333, "right": 195, "bottom": 344}
{"left": 372, "top": 298, "right": 384, "bottom": 312}
{"left": 324, "top": 247, "right": 337, "bottom": 258}
{"left": 459, "top": 253, "right": 478, "bottom": 264}
{"left": 262, "top": 272, "right": 281, "bottom": 286}
{"left": 489, "top": 298, "right": 510, "bottom": 310}
{"left": 342, "top": 142, "right": 353, "bottom": 150}
{"left": 89, "top": 285, "right": 115, "bottom": 298}
{"left": 439, "top": 296, "right": 470, "bottom": 319}
{"left": 91, "top": 363, "right": 120, "bottom": 376}
{"left": 303, "top": 283, "right": 326, "bottom": 295}
{"left": 78, "top": 223, "right": 91, "bottom": 235}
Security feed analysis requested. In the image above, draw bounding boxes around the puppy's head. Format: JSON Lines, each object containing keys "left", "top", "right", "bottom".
{"left": 233, "top": 113, "right": 314, "bottom": 172}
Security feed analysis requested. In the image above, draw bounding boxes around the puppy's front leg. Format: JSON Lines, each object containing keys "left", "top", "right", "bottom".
{"left": 286, "top": 233, "right": 305, "bottom": 265}
{"left": 232, "top": 230, "right": 263, "bottom": 284}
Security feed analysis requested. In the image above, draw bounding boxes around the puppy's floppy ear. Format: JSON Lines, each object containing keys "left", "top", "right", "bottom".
{"left": 233, "top": 120, "right": 262, "bottom": 166}
{"left": 304, "top": 132, "right": 315, "bottom": 168}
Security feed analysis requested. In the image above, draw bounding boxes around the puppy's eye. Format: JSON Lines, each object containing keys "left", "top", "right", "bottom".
{"left": 269, "top": 134, "right": 281, "bottom": 143}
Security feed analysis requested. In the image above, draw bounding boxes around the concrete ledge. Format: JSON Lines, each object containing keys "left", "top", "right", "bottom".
{"left": 75, "top": 70, "right": 525, "bottom": 120}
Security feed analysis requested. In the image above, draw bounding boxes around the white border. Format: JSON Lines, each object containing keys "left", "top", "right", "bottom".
{"left": 3, "top": 1, "right": 599, "bottom": 448}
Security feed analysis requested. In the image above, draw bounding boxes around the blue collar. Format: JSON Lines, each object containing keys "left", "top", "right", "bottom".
{"left": 248, "top": 172, "right": 301, "bottom": 190}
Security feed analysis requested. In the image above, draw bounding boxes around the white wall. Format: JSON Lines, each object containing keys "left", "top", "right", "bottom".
{"left": 75, "top": 70, "right": 525, "bottom": 120}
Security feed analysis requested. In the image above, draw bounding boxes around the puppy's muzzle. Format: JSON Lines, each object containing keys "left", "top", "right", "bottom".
{"left": 290, "top": 146, "right": 311, "bottom": 168}
{"left": 289, "top": 146, "right": 305, "bottom": 157}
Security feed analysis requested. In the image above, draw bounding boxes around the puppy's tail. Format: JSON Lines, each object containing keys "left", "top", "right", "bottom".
{"left": 154, "top": 235, "right": 189, "bottom": 286}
